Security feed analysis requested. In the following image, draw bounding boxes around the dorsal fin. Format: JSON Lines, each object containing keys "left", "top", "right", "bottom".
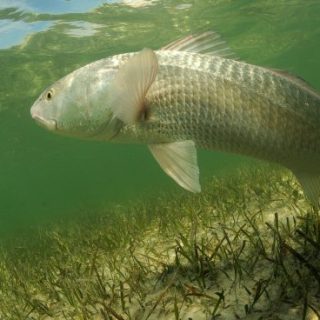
{"left": 269, "top": 68, "right": 320, "bottom": 100}
{"left": 161, "top": 31, "right": 236, "bottom": 59}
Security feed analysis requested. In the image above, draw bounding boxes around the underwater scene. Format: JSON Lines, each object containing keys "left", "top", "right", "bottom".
{"left": 1, "top": 0, "right": 320, "bottom": 318}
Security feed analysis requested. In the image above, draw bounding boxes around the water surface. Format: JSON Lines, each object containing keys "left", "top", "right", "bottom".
{"left": 0, "top": 0, "right": 319, "bottom": 235}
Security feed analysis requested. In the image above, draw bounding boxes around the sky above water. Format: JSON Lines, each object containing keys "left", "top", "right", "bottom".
{"left": 0, "top": 0, "right": 158, "bottom": 48}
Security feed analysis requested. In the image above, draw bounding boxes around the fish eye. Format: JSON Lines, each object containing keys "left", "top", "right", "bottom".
{"left": 46, "top": 89, "right": 54, "bottom": 100}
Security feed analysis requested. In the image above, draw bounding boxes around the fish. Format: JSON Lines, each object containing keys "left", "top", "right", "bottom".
{"left": 30, "top": 31, "right": 320, "bottom": 206}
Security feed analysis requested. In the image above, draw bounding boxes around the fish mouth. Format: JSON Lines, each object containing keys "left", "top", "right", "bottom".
{"left": 32, "top": 114, "right": 57, "bottom": 131}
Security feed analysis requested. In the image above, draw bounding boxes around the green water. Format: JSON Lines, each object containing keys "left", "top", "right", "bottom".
{"left": 0, "top": 0, "right": 320, "bottom": 235}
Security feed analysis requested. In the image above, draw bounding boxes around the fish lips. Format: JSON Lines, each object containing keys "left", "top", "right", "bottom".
{"left": 32, "top": 114, "right": 57, "bottom": 131}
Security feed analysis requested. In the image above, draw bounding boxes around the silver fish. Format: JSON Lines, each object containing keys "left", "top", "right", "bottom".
{"left": 30, "top": 32, "right": 320, "bottom": 205}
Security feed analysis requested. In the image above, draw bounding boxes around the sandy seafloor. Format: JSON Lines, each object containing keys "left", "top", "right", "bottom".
{"left": 1, "top": 166, "right": 320, "bottom": 319}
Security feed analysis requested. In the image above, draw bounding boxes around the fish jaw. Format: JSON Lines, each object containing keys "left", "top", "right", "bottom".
{"left": 32, "top": 114, "right": 57, "bottom": 131}
{"left": 30, "top": 103, "right": 57, "bottom": 132}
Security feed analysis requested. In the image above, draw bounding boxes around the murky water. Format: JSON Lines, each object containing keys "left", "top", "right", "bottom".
{"left": 1, "top": 0, "right": 320, "bottom": 235}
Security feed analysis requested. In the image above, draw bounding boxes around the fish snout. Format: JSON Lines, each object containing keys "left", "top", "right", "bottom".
{"left": 30, "top": 100, "right": 57, "bottom": 131}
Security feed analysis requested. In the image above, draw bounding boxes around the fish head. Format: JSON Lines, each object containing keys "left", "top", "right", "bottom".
{"left": 31, "top": 49, "right": 158, "bottom": 140}
{"left": 31, "top": 79, "right": 65, "bottom": 133}
{"left": 30, "top": 66, "right": 121, "bottom": 139}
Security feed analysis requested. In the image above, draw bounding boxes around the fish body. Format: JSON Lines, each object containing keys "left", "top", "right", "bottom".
{"left": 119, "top": 51, "right": 320, "bottom": 163}
{"left": 30, "top": 32, "right": 320, "bottom": 204}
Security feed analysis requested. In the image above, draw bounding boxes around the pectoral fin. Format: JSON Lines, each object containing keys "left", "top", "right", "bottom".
{"left": 149, "top": 140, "right": 201, "bottom": 193}
{"left": 108, "top": 48, "right": 158, "bottom": 124}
